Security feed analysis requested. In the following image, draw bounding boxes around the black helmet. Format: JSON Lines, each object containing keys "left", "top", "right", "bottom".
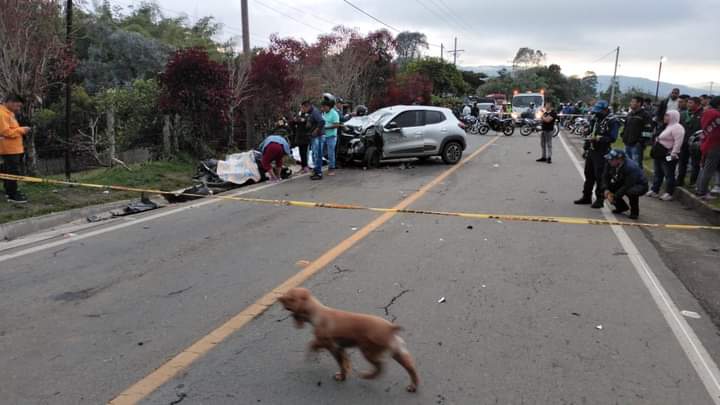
{"left": 321, "top": 93, "right": 336, "bottom": 108}
{"left": 355, "top": 105, "right": 368, "bottom": 116}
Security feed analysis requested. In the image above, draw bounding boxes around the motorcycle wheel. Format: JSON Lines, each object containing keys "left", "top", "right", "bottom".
{"left": 478, "top": 125, "right": 490, "bottom": 135}
{"left": 469, "top": 124, "right": 479, "bottom": 135}
{"left": 503, "top": 125, "right": 515, "bottom": 136}
{"left": 520, "top": 126, "right": 532, "bottom": 136}
{"left": 553, "top": 126, "right": 560, "bottom": 138}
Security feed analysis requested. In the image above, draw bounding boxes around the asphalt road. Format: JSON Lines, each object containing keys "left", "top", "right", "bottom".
{"left": 1, "top": 132, "right": 719, "bottom": 405}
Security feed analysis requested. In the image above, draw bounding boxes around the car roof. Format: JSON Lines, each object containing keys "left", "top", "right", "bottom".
{"left": 379, "top": 105, "right": 453, "bottom": 113}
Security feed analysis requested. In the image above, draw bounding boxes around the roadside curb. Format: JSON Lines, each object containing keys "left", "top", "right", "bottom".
{"left": 0, "top": 199, "right": 135, "bottom": 241}
{"left": 675, "top": 187, "right": 720, "bottom": 226}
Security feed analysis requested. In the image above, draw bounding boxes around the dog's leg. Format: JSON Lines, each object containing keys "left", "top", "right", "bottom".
{"left": 359, "top": 347, "right": 384, "bottom": 380}
{"left": 390, "top": 337, "right": 419, "bottom": 393}
{"left": 328, "top": 346, "right": 351, "bottom": 382}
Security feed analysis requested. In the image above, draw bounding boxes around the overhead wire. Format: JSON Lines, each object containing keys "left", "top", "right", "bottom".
{"left": 341, "top": 0, "right": 400, "bottom": 32}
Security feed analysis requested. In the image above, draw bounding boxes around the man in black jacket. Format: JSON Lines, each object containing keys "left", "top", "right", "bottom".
{"left": 621, "top": 96, "right": 652, "bottom": 168}
{"left": 655, "top": 88, "right": 681, "bottom": 128}
{"left": 602, "top": 149, "right": 649, "bottom": 220}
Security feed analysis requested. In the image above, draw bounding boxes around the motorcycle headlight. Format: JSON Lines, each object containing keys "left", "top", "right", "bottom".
{"left": 535, "top": 111, "right": 543, "bottom": 119}
{"left": 511, "top": 112, "right": 519, "bottom": 120}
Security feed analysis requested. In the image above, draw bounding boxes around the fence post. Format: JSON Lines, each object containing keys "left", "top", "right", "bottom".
{"left": 106, "top": 107, "right": 116, "bottom": 166}
{"left": 163, "top": 114, "right": 172, "bottom": 157}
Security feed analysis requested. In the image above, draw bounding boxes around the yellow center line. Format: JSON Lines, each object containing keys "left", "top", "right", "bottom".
{"left": 108, "top": 137, "right": 498, "bottom": 404}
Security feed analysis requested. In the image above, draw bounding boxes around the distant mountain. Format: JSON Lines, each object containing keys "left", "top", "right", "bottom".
{"left": 596, "top": 75, "right": 707, "bottom": 97}
{"left": 460, "top": 65, "right": 708, "bottom": 96}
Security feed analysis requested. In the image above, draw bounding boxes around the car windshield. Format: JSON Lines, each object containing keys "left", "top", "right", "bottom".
{"left": 512, "top": 96, "right": 543, "bottom": 108}
{"left": 367, "top": 109, "right": 392, "bottom": 123}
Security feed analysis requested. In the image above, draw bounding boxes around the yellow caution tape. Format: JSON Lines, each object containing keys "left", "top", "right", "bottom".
{"left": 2, "top": 173, "right": 719, "bottom": 231}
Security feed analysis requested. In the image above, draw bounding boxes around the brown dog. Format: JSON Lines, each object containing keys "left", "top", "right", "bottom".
{"left": 278, "top": 287, "right": 419, "bottom": 392}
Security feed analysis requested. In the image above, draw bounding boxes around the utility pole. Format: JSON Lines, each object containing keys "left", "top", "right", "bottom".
{"left": 64, "top": 0, "right": 73, "bottom": 180}
{"left": 655, "top": 56, "right": 666, "bottom": 101}
{"left": 440, "top": 43, "right": 444, "bottom": 62}
{"left": 446, "top": 37, "right": 464, "bottom": 66}
{"left": 241, "top": 0, "right": 250, "bottom": 53}
{"left": 609, "top": 46, "right": 620, "bottom": 110}
{"left": 710, "top": 81, "right": 714, "bottom": 96}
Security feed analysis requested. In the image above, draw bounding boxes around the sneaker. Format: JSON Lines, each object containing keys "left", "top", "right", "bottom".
{"left": 547, "top": 158, "right": 552, "bottom": 164}
{"left": 699, "top": 194, "right": 718, "bottom": 201}
{"left": 612, "top": 207, "right": 628, "bottom": 214}
{"left": 536, "top": 157, "right": 547, "bottom": 162}
{"left": 574, "top": 197, "right": 592, "bottom": 205}
{"left": 310, "top": 174, "right": 323, "bottom": 181}
{"left": 628, "top": 213, "right": 639, "bottom": 220}
{"left": 591, "top": 200, "right": 604, "bottom": 209}
{"left": 659, "top": 193, "right": 673, "bottom": 201}
{"left": 645, "top": 191, "right": 659, "bottom": 198}
{"left": 7, "top": 193, "right": 28, "bottom": 204}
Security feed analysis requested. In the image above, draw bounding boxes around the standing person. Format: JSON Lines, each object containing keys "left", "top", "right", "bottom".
{"left": 656, "top": 88, "right": 681, "bottom": 122}
{"left": 574, "top": 101, "right": 620, "bottom": 208}
{"left": 258, "top": 134, "right": 292, "bottom": 182}
{"left": 0, "top": 94, "right": 32, "bottom": 204}
{"left": 601, "top": 149, "right": 648, "bottom": 220}
{"left": 621, "top": 96, "right": 652, "bottom": 168}
{"left": 320, "top": 94, "right": 340, "bottom": 177}
{"left": 471, "top": 103, "right": 480, "bottom": 118}
{"left": 291, "top": 108, "right": 311, "bottom": 173}
{"left": 700, "top": 95, "right": 711, "bottom": 111}
{"left": 647, "top": 110, "right": 685, "bottom": 201}
{"left": 678, "top": 97, "right": 704, "bottom": 187}
{"left": 301, "top": 100, "right": 326, "bottom": 181}
{"left": 696, "top": 96, "right": 720, "bottom": 200}
{"left": 462, "top": 104, "right": 471, "bottom": 117}
{"left": 536, "top": 101, "right": 557, "bottom": 164}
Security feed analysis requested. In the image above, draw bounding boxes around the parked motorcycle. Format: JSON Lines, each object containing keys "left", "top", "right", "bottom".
{"left": 461, "top": 115, "right": 481, "bottom": 135}
{"left": 479, "top": 113, "right": 514, "bottom": 136}
{"left": 518, "top": 119, "right": 560, "bottom": 137}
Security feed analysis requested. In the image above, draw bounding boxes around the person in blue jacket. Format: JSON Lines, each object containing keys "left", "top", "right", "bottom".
{"left": 601, "top": 149, "right": 649, "bottom": 220}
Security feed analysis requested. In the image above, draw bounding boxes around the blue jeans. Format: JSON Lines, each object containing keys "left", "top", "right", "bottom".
{"left": 625, "top": 144, "right": 642, "bottom": 167}
{"left": 652, "top": 156, "right": 678, "bottom": 195}
{"left": 324, "top": 136, "right": 337, "bottom": 170}
{"left": 311, "top": 136, "right": 324, "bottom": 176}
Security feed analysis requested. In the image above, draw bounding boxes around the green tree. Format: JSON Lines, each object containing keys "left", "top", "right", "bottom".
{"left": 395, "top": 31, "right": 428, "bottom": 65}
{"left": 403, "top": 57, "right": 468, "bottom": 96}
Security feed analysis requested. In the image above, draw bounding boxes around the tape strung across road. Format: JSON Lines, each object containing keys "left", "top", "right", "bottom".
{"left": 2, "top": 173, "right": 719, "bottom": 231}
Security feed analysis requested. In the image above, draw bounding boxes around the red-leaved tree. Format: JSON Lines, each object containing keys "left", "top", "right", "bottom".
{"left": 373, "top": 71, "right": 433, "bottom": 110}
{"left": 243, "top": 50, "right": 300, "bottom": 146}
{"left": 159, "top": 48, "right": 231, "bottom": 155}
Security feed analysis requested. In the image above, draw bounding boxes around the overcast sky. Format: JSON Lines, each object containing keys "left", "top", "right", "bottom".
{"left": 111, "top": 0, "right": 719, "bottom": 88}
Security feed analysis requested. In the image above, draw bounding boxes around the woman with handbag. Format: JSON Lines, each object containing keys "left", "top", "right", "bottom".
{"left": 646, "top": 110, "right": 685, "bottom": 201}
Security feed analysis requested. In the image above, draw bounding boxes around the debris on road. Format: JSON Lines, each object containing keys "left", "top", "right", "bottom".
{"left": 681, "top": 310, "right": 701, "bottom": 319}
{"left": 351, "top": 227, "right": 358, "bottom": 231}
{"left": 467, "top": 225, "right": 473, "bottom": 230}
{"left": 437, "top": 297, "right": 446, "bottom": 304}
{"left": 595, "top": 325, "right": 603, "bottom": 330}
{"left": 571, "top": 312, "right": 581, "bottom": 317}
{"left": 481, "top": 285, "right": 487, "bottom": 288}
{"left": 295, "top": 259, "right": 311, "bottom": 268}
{"left": 493, "top": 164, "right": 500, "bottom": 168}
{"left": 111, "top": 197, "right": 159, "bottom": 217}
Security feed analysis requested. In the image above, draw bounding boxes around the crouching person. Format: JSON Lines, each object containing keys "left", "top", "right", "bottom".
{"left": 259, "top": 135, "right": 291, "bottom": 182}
{"left": 602, "top": 149, "right": 648, "bottom": 220}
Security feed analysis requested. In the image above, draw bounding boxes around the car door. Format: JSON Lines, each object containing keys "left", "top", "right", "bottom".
{"left": 381, "top": 110, "right": 426, "bottom": 158}
{"left": 422, "top": 110, "right": 448, "bottom": 154}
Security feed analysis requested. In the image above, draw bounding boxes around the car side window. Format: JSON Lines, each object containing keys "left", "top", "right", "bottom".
{"left": 424, "top": 111, "right": 446, "bottom": 125}
{"left": 391, "top": 111, "right": 422, "bottom": 128}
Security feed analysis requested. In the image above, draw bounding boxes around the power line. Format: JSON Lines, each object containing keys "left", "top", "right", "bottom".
{"left": 426, "top": 0, "right": 473, "bottom": 32}
{"left": 253, "top": 0, "right": 325, "bottom": 33}
{"left": 342, "top": 0, "right": 400, "bottom": 32}
{"left": 264, "top": 0, "right": 339, "bottom": 27}
{"left": 414, "top": 0, "right": 456, "bottom": 34}
{"left": 592, "top": 48, "right": 618, "bottom": 63}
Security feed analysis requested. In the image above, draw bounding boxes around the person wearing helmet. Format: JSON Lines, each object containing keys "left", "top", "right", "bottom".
{"left": 355, "top": 105, "right": 368, "bottom": 117}
{"left": 320, "top": 94, "right": 341, "bottom": 176}
{"left": 574, "top": 100, "right": 620, "bottom": 208}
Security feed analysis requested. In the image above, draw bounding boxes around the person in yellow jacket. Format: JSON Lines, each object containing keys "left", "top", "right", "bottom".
{"left": 1, "top": 94, "right": 32, "bottom": 203}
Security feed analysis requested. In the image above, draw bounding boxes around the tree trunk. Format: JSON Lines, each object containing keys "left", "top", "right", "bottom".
{"left": 162, "top": 114, "right": 172, "bottom": 158}
{"left": 172, "top": 114, "right": 181, "bottom": 154}
{"left": 228, "top": 107, "right": 236, "bottom": 149}
{"left": 24, "top": 132, "right": 39, "bottom": 176}
{"left": 106, "top": 107, "right": 116, "bottom": 166}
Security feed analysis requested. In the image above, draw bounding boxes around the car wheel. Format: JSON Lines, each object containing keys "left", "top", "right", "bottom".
{"left": 520, "top": 126, "right": 532, "bottom": 136}
{"left": 441, "top": 141, "right": 463, "bottom": 165}
{"left": 364, "top": 146, "right": 381, "bottom": 169}
{"left": 503, "top": 125, "right": 515, "bottom": 136}
{"left": 478, "top": 125, "right": 490, "bottom": 135}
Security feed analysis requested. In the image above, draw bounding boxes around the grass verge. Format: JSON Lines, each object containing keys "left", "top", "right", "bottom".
{"left": 1, "top": 158, "right": 195, "bottom": 225}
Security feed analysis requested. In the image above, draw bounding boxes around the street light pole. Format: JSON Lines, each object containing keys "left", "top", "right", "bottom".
{"left": 654, "top": 56, "right": 665, "bottom": 102}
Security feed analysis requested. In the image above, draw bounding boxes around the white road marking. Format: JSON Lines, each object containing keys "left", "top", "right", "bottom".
{"left": 559, "top": 133, "right": 720, "bottom": 404}
{"left": 0, "top": 176, "right": 305, "bottom": 264}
